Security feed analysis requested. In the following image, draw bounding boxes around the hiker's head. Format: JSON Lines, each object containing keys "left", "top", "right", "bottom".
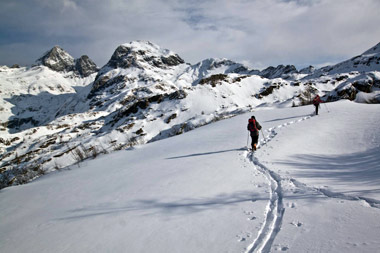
{"left": 251, "top": 116, "right": 255, "bottom": 119}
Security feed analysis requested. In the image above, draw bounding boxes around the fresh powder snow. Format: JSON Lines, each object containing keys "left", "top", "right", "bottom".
{"left": 1, "top": 100, "right": 379, "bottom": 252}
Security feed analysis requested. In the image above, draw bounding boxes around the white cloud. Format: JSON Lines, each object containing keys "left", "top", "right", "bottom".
{"left": 1, "top": 0, "right": 380, "bottom": 69}
{"left": 62, "top": 0, "right": 78, "bottom": 11}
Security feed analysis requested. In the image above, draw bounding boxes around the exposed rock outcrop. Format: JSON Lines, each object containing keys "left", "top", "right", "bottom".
{"left": 259, "top": 64, "right": 298, "bottom": 79}
{"left": 36, "top": 46, "right": 98, "bottom": 77}
{"left": 36, "top": 46, "right": 75, "bottom": 72}
{"left": 105, "top": 41, "right": 185, "bottom": 70}
{"left": 75, "top": 55, "right": 98, "bottom": 77}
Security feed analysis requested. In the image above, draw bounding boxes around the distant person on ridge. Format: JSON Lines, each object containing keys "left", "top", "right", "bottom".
{"left": 313, "top": 95, "right": 323, "bottom": 115}
{"left": 247, "top": 116, "right": 262, "bottom": 151}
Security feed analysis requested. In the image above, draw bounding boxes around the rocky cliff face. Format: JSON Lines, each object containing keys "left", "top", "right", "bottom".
{"left": 89, "top": 41, "right": 187, "bottom": 98}
{"left": 36, "top": 46, "right": 98, "bottom": 77}
{"left": 36, "top": 46, "right": 75, "bottom": 72}
{"left": 259, "top": 64, "right": 298, "bottom": 79}
{"left": 105, "top": 41, "right": 185, "bottom": 70}
{"left": 299, "top": 42, "right": 380, "bottom": 103}
{"left": 75, "top": 55, "right": 98, "bottom": 77}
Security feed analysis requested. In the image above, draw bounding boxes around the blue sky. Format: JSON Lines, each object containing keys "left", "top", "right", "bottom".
{"left": 1, "top": 0, "right": 379, "bottom": 70}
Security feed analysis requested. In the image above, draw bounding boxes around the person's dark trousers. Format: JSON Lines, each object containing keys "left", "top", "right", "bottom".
{"left": 251, "top": 134, "right": 259, "bottom": 149}
{"left": 315, "top": 104, "right": 319, "bottom": 115}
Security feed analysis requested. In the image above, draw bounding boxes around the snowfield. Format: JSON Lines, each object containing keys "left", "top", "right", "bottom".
{"left": 1, "top": 40, "right": 380, "bottom": 189}
{"left": 1, "top": 100, "right": 379, "bottom": 253}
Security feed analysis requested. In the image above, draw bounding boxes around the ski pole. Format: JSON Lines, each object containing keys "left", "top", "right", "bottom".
{"left": 247, "top": 131, "right": 250, "bottom": 148}
{"left": 324, "top": 103, "right": 330, "bottom": 113}
{"left": 261, "top": 129, "right": 265, "bottom": 142}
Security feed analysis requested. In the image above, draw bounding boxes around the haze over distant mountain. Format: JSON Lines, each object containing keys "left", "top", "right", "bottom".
{"left": 0, "top": 40, "right": 379, "bottom": 188}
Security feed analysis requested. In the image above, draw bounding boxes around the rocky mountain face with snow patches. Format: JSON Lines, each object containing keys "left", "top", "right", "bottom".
{"left": 37, "top": 46, "right": 98, "bottom": 77}
{"left": 1, "top": 40, "right": 380, "bottom": 188}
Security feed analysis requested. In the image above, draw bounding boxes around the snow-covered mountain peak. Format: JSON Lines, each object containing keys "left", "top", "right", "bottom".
{"left": 259, "top": 64, "right": 298, "bottom": 79}
{"left": 35, "top": 46, "right": 98, "bottom": 77}
{"left": 196, "top": 58, "right": 249, "bottom": 73}
{"left": 121, "top": 40, "right": 171, "bottom": 57}
{"left": 90, "top": 41, "right": 188, "bottom": 99}
{"left": 181, "top": 58, "right": 252, "bottom": 86}
{"left": 36, "top": 46, "right": 75, "bottom": 72}
{"left": 105, "top": 40, "right": 185, "bottom": 70}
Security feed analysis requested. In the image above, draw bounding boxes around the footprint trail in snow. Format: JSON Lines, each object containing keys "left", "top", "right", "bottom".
{"left": 244, "top": 116, "right": 311, "bottom": 253}
{"left": 245, "top": 154, "right": 285, "bottom": 253}
{"left": 243, "top": 114, "right": 380, "bottom": 252}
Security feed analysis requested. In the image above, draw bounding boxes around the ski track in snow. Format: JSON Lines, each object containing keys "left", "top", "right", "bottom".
{"left": 243, "top": 114, "right": 380, "bottom": 253}
{"left": 244, "top": 116, "right": 311, "bottom": 253}
{"left": 245, "top": 155, "right": 285, "bottom": 253}
{"left": 291, "top": 177, "right": 380, "bottom": 209}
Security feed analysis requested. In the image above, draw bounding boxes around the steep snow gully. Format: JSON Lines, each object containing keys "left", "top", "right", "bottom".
{"left": 243, "top": 114, "right": 380, "bottom": 253}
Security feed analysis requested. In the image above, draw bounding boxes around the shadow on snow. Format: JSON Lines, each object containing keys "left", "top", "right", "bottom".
{"left": 5, "top": 86, "right": 90, "bottom": 134}
{"left": 263, "top": 114, "right": 312, "bottom": 123}
{"left": 276, "top": 147, "right": 380, "bottom": 197}
{"left": 56, "top": 191, "right": 265, "bottom": 221}
{"left": 166, "top": 147, "right": 247, "bottom": 160}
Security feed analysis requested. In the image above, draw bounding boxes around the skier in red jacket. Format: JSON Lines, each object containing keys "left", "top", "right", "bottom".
{"left": 247, "top": 116, "right": 262, "bottom": 151}
{"left": 313, "top": 95, "right": 323, "bottom": 115}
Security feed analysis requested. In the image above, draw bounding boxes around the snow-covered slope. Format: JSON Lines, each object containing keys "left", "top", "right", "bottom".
{"left": 302, "top": 42, "right": 380, "bottom": 103}
{"left": 1, "top": 41, "right": 380, "bottom": 188}
{"left": 0, "top": 101, "right": 379, "bottom": 253}
{"left": 0, "top": 41, "right": 300, "bottom": 188}
{"left": 0, "top": 46, "right": 98, "bottom": 130}
{"left": 0, "top": 66, "right": 95, "bottom": 130}
{"left": 310, "top": 42, "right": 380, "bottom": 77}
{"left": 177, "top": 58, "right": 253, "bottom": 85}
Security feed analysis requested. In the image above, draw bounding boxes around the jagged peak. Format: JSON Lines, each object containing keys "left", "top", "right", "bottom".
{"left": 198, "top": 57, "right": 238, "bottom": 66}
{"left": 36, "top": 45, "right": 75, "bottom": 72}
{"left": 37, "top": 46, "right": 74, "bottom": 64}
{"left": 260, "top": 64, "right": 298, "bottom": 79}
{"left": 35, "top": 46, "right": 98, "bottom": 76}
{"left": 193, "top": 58, "right": 249, "bottom": 74}
{"left": 105, "top": 40, "right": 185, "bottom": 69}
{"left": 39, "top": 45, "right": 71, "bottom": 57}
{"left": 75, "top": 55, "right": 98, "bottom": 77}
